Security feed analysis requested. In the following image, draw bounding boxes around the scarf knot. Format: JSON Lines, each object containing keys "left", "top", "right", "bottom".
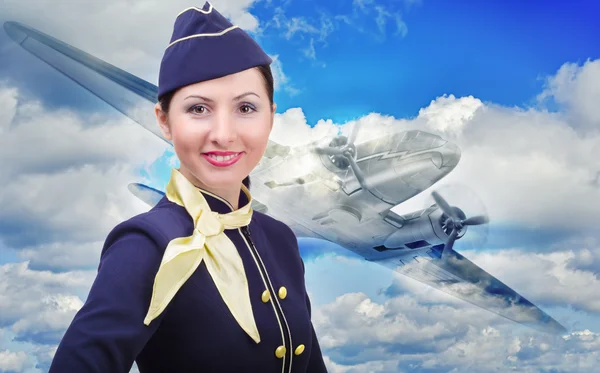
{"left": 197, "top": 211, "right": 224, "bottom": 237}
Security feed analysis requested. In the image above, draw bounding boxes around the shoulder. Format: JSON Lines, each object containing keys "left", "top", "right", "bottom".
{"left": 101, "top": 197, "right": 189, "bottom": 263}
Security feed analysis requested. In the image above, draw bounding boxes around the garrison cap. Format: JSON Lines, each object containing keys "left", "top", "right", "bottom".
{"left": 158, "top": 1, "right": 272, "bottom": 100}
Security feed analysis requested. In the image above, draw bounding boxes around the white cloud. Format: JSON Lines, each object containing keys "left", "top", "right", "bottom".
{"left": 269, "top": 54, "right": 300, "bottom": 96}
{"left": 313, "top": 290, "right": 599, "bottom": 373}
{"left": 284, "top": 17, "right": 320, "bottom": 40}
{"left": 392, "top": 12, "right": 408, "bottom": 37}
{"left": 323, "top": 355, "right": 399, "bottom": 373}
{"left": 0, "top": 349, "right": 30, "bottom": 373}
{"left": 418, "top": 94, "right": 484, "bottom": 135}
{"left": 265, "top": 7, "right": 331, "bottom": 42}
{"left": 565, "top": 238, "right": 600, "bottom": 275}
{"left": 270, "top": 107, "right": 338, "bottom": 146}
{"left": 0, "top": 96, "right": 165, "bottom": 179}
{"left": 538, "top": 58, "right": 600, "bottom": 131}
{"left": 352, "top": 0, "right": 375, "bottom": 13}
{"left": 259, "top": 7, "right": 331, "bottom": 66}
{"left": 27, "top": 344, "right": 57, "bottom": 373}
{"left": 11, "top": 294, "right": 83, "bottom": 344}
{"left": 318, "top": 13, "right": 335, "bottom": 44}
{"left": 314, "top": 292, "right": 492, "bottom": 351}
{"left": 0, "top": 262, "right": 94, "bottom": 345}
{"left": 460, "top": 247, "right": 600, "bottom": 315}
{"left": 18, "top": 240, "right": 105, "bottom": 272}
{"left": 0, "top": 84, "right": 17, "bottom": 134}
{"left": 374, "top": 5, "right": 407, "bottom": 37}
{"left": 0, "top": 85, "right": 166, "bottom": 252}
{"left": 302, "top": 38, "right": 317, "bottom": 59}
{"left": 19, "top": 238, "right": 105, "bottom": 271}
{"left": 352, "top": 0, "right": 409, "bottom": 39}
{"left": 412, "top": 98, "right": 600, "bottom": 231}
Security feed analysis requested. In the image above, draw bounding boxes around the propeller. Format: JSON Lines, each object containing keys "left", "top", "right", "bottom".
{"left": 432, "top": 191, "right": 489, "bottom": 259}
{"left": 315, "top": 122, "right": 371, "bottom": 192}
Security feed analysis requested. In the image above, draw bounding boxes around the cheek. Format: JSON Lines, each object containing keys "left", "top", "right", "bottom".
{"left": 244, "top": 115, "right": 272, "bottom": 144}
{"left": 173, "top": 117, "right": 204, "bottom": 142}
{"left": 241, "top": 127, "right": 270, "bottom": 157}
{"left": 171, "top": 117, "right": 209, "bottom": 157}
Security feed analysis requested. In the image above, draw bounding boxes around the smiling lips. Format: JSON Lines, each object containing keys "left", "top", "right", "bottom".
{"left": 202, "top": 151, "right": 243, "bottom": 167}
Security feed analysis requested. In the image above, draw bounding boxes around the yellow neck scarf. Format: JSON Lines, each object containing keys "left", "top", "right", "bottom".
{"left": 143, "top": 168, "right": 260, "bottom": 344}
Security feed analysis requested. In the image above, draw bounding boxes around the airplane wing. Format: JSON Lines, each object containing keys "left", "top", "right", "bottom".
{"left": 376, "top": 244, "right": 566, "bottom": 334}
{"left": 3, "top": 21, "right": 169, "bottom": 145}
{"left": 4, "top": 21, "right": 566, "bottom": 334}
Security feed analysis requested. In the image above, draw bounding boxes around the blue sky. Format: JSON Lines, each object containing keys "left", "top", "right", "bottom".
{"left": 0, "top": 0, "right": 599, "bottom": 372}
{"left": 249, "top": 0, "right": 600, "bottom": 123}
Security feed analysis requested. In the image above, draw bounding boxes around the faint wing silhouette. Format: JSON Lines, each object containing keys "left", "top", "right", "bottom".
{"left": 3, "top": 21, "right": 167, "bottom": 144}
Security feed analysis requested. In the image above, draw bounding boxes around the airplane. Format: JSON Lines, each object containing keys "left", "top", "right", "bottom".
{"left": 3, "top": 21, "right": 567, "bottom": 335}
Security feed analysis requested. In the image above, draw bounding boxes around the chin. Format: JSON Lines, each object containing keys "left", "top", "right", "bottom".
{"left": 195, "top": 167, "right": 245, "bottom": 189}
{"left": 203, "top": 178, "right": 244, "bottom": 190}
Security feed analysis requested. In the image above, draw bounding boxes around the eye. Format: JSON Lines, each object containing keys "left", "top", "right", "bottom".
{"left": 239, "top": 104, "right": 256, "bottom": 114}
{"left": 189, "top": 105, "right": 207, "bottom": 115}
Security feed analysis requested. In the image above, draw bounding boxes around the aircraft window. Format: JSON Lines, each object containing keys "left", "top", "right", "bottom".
{"left": 405, "top": 240, "right": 430, "bottom": 249}
{"left": 373, "top": 245, "right": 404, "bottom": 252}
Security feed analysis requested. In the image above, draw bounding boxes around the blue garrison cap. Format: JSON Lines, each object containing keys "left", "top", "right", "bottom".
{"left": 158, "top": 2, "right": 272, "bottom": 100}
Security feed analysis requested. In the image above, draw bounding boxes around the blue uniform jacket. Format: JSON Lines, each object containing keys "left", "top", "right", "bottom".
{"left": 49, "top": 187, "right": 328, "bottom": 373}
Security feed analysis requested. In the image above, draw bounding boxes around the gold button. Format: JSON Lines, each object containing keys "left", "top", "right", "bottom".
{"left": 278, "top": 286, "right": 287, "bottom": 300}
{"left": 261, "top": 290, "right": 270, "bottom": 303}
{"left": 275, "top": 345, "right": 286, "bottom": 359}
{"left": 294, "top": 344, "right": 305, "bottom": 355}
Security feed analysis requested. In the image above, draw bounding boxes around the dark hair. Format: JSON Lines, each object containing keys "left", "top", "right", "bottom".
{"left": 159, "top": 64, "right": 274, "bottom": 190}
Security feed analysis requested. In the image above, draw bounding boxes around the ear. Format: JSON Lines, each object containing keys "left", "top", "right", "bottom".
{"left": 155, "top": 102, "right": 172, "bottom": 141}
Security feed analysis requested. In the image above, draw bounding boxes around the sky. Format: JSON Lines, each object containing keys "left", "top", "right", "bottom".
{"left": 0, "top": 0, "right": 599, "bottom": 372}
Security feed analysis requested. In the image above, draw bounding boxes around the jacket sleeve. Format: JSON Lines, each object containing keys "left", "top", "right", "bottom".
{"left": 49, "top": 220, "right": 166, "bottom": 373}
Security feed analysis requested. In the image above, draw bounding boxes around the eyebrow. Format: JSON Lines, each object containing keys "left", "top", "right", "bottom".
{"left": 184, "top": 92, "right": 260, "bottom": 102}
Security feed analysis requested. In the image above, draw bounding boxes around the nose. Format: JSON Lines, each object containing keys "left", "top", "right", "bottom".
{"left": 209, "top": 112, "right": 237, "bottom": 146}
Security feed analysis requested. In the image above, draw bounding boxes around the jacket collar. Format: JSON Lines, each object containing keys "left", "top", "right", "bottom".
{"left": 195, "top": 186, "right": 250, "bottom": 214}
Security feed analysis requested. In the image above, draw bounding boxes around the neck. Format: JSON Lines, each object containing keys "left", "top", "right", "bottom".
{"left": 178, "top": 167, "right": 241, "bottom": 210}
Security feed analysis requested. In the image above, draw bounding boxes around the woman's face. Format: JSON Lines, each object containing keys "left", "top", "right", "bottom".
{"left": 155, "top": 67, "right": 275, "bottom": 193}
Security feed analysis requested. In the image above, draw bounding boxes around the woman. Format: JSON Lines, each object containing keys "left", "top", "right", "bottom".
{"left": 49, "top": 2, "right": 328, "bottom": 373}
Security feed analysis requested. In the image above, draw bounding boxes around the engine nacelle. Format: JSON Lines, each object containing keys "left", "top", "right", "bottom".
{"left": 380, "top": 205, "right": 467, "bottom": 251}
